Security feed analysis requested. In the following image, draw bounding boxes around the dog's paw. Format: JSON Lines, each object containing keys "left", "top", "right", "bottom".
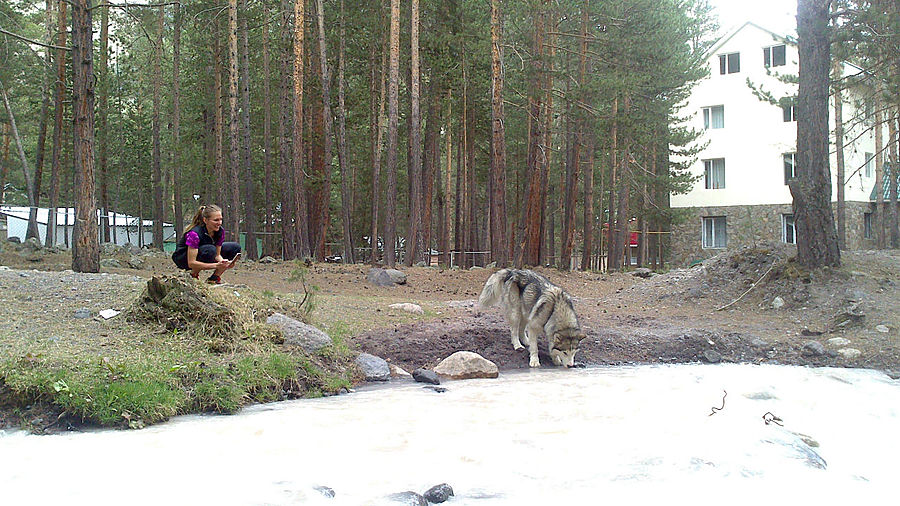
{"left": 529, "top": 356, "right": 541, "bottom": 367}
{"left": 513, "top": 344, "right": 525, "bottom": 351}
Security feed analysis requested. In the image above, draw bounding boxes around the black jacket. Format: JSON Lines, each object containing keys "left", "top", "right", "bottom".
{"left": 172, "top": 224, "right": 223, "bottom": 269}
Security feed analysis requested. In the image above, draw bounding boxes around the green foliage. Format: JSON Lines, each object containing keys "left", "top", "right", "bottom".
{"left": 288, "top": 262, "right": 319, "bottom": 317}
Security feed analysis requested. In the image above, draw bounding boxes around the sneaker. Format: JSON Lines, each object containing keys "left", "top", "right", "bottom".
{"left": 207, "top": 274, "right": 222, "bottom": 285}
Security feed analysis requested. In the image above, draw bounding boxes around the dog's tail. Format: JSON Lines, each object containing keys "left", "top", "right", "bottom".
{"left": 477, "top": 269, "right": 508, "bottom": 309}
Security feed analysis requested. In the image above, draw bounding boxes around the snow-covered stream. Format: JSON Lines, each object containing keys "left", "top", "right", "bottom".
{"left": 1, "top": 364, "right": 897, "bottom": 504}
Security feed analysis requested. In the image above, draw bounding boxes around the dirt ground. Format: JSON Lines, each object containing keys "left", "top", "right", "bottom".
{"left": 2, "top": 240, "right": 899, "bottom": 380}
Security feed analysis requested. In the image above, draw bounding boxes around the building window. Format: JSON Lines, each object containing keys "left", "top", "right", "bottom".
{"left": 718, "top": 52, "right": 740, "bottom": 74}
{"left": 782, "top": 102, "right": 796, "bottom": 122}
{"left": 783, "top": 152, "right": 796, "bottom": 184}
{"left": 865, "top": 152, "right": 874, "bottom": 178}
{"left": 763, "top": 45, "right": 786, "bottom": 67}
{"left": 702, "top": 216, "right": 727, "bottom": 249}
{"left": 702, "top": 105, "right": 725, "bottom": 129}
{"left": 782, "top": 214, "right": 796, "bottom": 244}
{"left": 864, "top": 212, "right": 873, "bottom": 239}
{"left": 704, "top": 158, "right": 726, "bottom": 189}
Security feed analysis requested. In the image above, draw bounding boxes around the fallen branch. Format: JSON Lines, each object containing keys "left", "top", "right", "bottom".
{"left": 709, "top": 390, "right": 727, "bottom": 416}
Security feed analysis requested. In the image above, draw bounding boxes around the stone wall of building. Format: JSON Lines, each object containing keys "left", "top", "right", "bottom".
{"left": 669, "top": 201, "right": 883, "bottom": 267}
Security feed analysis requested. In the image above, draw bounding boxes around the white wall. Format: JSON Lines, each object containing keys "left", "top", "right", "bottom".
{"left": 671, "top": 23, "right": 882, "bottom": 209}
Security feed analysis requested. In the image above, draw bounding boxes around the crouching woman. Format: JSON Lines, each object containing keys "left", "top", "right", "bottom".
{"left": 172, "top": 205, "right": 241, "bottom": 284}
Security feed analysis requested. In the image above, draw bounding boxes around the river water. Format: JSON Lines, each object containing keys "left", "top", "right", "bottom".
{"left": 1, "top": 363, "right": 898, "bottom": 505}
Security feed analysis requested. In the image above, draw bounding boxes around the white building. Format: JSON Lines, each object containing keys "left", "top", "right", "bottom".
{"left": 669, "top": 22, "right": 885, "bottom": 265}
{"left": 1, "top": 206, "right": 175, "bottom": 248}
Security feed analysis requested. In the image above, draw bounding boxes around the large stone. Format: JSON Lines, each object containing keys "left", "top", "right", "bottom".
{"left": 100, "top": 258, "right": 123, "bottom": 269}
{"left": 412, "top": 368, "right": 441, "bottom": 385}
{"left": 837, "top": 348, "right": 862, "bottom": 359}
{"left": 801, "top": 341, "right": 826, "bottom": 357}
{"left": 266, "top": 312, "right": 333, "bottom": 352}
{"left": 434, "top": 351, "right": 499, "bottom": 380}
{"left": 384, "top": 492, "right": 427, "bottom": 506}
{"left": 22, "top": 237, "right": 42, "bottom": 251}
{"left": 100, "top": 242, "right": 121, "bottom": 255}
{"left": 423, "top": 484, "right": 454, "bottom": 504}
{"left": 355, "top": 353, "right": 391, "bottom": 382}
{"left": 827, "top": 337, "right": 851, "bottom": 347}
{"left": 127, "top": 255, "right": 147, "bottom": 270}
{"left": 367, "top": 268, "right": 395, "bottom": 287}
{"left": 631, "top": 268, "right": 653, "bottom": 278}
{"left": 702, "top": 349, "right": 722, "bottom": 363}
{"left": 771, "top": 296, "right": 785, "bottom": 309}
{"left": 259, "top": 256, "right": 278, "bottom": 264}
{"left": 389, "top": 302, "right": 424, "bottom": 315}
{"left": 876, "top": 325, "right": 890, "bottom": 333}
{"left": 385, "top": 268, "right": 407, "bottom": 284}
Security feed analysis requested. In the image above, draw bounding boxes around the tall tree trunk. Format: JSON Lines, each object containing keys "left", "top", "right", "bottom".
{"left": 466, "top": 81, "right": 477, "bottom": 267}
{"left": 369, "top": 26, "right": 387, "bottom": 264}
{"left": 151, "top": 6, "right": 164, "bottom": 250}
{"left": 440, "top": 92, "right": 452, "bottom": 267}
{"left": 0, "top": 124, "right": 8, "bottom": 205}
{"left": 313, "top": 0, "right": 335, "bottom": 262}
{"left": 293, "top": 0, "right": 310, "bottom": 258}
{"left": 875, "top": 89, "right": 885, "bottom": 249}
{"left": 792, "top": 0, "right": 840, "bottom": 268}
{"left": 489, "top": 0, "right": 509, "bottom": 267}
{"left": 405, "top": 0, "right": 423, "bottom": 266}
{"left": 384, "top": 0, "right": 400, "bottom": 267}
{"left": 279, "top": 0, "right": 297, "bottom": 258}
{"left": 580, "top": 3, "right": 594, "bottom": 271}
{"left": 833, "top": 64, "right": 846, "bottom": 249}
{"left": 422, "top": 79, "right": 440, "bottom": 266}
{"left": 28, "top": 0, "right": 54, "bottom": 241}
{"left": 71, "top": 0, "right": 99, "bottom": 272}
{"left": 890, "top": 113, "right": 899, "bottom": 248}
{"left": 239, "top": 0, "right": 257, "bottom": 259}
{"left": 517, "top": 0, "right": 547, "bottom": 267}
{"left": 47, "top": 0, "right": 67, "bottom": 247}
{"left": 336, "top": 0, "right": 353, "bottom": 263}
{"left": 0, "top": 80, "right": 39, "bottom": 225}
{"left": 172, "top": 1, "right": 183, "bottom": 241}
{"left": 538, "top": 10, "right": 556, "bottom": 266}
{"left": 560, "top": 50, "right": 580, "bottom": 270}
{"left": 454, "top": 123, "right": 464, "bottom": 263}
{"left": 607, "top": 96, "right": 618, "bottom": 270}
{"left": 97, "top": 0, "right": 110, "bottom": 242}
{"left": 262, "top": 2, "right": 273, "bottom": 256}
{"left": 227, "top": 0, "right": 241, "bottom": 241}
{"left": 214, "top": 27, "right": 226, "bottom": 209}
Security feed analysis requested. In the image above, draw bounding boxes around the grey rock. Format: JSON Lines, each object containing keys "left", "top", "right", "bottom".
{"left": 827, "top": 337, "right": 851, "bottom": 347}
{"left": 771, "top": 296, "right": 785, "bottom": 309}
{"left": 414, "top": 261, "right": 428, "bottom": 267}
{"left": 266, "top": 312, "right": 333, "bottom": 352}
{"left": 385, "top": 492, "right": 427, "bottom": 506}
{"left": 434, "top": 351, "right": 499, "bottom": 380}
{"left": 876, "top": 324, "right": 890, "bottom": 333}
{"left": 412, "top": 368, "right": 441, "bottom": 385}
{"left": 423, "top": 483, "right": 454, "bottom": 504}
{"left": 18, "top": 272, "right": 29, "bottom": 278}
{"left": 100, "top": 242, "right": 121, "bottom": 255}
{"left": 801, "top": 341, "right": 826, "bottom": 357}
{"left": 702, "top": 349, "right": 722, "bottom": 363}
{"left": 22, "top": 237, "right": 42, "bottom": 251}
{"left": 7, "top": 236, "right": 21, "bottom": 244}
{"left": 388, "top": 302, "right": 424, "bottom": 315}
{"left": 837, "top": 348, "right": 861, "bottom": 359}
{"left": 100, "top": 258, "right": 123, "bottom": 269}
{"left": 425, "top": 386, "right": 448, "bottom": 393}
{"left": 126, "top": 243, "right": 142, "bottom": 256}
{"left": 485, "top": 262, "right": 497, "bottom": 269}
{"left": 631, "top": 268, "right": 653, "bottom": 278}
{"left": 355, "top": 353, "right": 391, "bottom": 382}
{"left": 259, "top": 256, "right": 278, "bottom": 264}
{"left": 74, "top": 308, "right": 91, "bottom": 319}
{"left": 385, "top": 268, "right": 407, "bottom": 284}
{"left": 313, "top": 486, "right": 335, "bottom": 498}
{"left": 127, "top": 255, "right": 147, "bottom": 270}
{"left": 885, "top": 370, "right": 900, "bottom": 380}
{"left": 750, "top": 338, "right": 769, "bottom": 348}
{"left": 367, "top": 268, "right": 395, "bottom": 287}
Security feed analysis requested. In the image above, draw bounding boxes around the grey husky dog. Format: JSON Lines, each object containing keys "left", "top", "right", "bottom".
{"left": 477, "top": 268, "right": 586, "bottom": 367}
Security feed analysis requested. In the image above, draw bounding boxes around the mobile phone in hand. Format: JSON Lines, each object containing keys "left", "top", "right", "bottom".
{"left": 229, "top": 252, "right": 241, "bottom": 265}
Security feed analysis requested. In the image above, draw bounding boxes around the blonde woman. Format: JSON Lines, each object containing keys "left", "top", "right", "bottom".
{"left": 171, "top": 205, "right": 241, "bottom": 284}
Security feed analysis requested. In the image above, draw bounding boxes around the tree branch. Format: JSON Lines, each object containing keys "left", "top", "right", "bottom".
{"left": 0, "top": 27, "right": 70, "bottom": 51}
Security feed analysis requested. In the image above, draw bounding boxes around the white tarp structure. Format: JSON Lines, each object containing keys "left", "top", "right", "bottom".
{"left": 0, "top": 206, "right": 175, "bottom": 247}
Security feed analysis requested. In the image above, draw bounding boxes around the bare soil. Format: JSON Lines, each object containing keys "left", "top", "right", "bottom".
{"left": 2, "top": 241, "right": 899, "bottom": 408}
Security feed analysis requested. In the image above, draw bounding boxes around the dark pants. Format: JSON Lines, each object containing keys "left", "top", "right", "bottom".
{"left": 174, "top": 242, "right": 241, "bottom": 270}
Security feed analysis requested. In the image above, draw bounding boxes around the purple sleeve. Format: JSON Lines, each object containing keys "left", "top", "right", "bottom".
{"left": 216, "top": 230, "right": 225, "bottom": 247}
{"left": 185, "top": 230, "right": 200, "bottom": 249}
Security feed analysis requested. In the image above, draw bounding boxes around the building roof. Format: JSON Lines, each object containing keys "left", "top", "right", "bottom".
{"left": 0, "top": 206, "right": 172, "bottom": 227}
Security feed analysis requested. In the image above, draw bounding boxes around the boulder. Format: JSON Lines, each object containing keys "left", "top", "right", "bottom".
{"left": 837, "top": 348, "right": 862, "bottom": 359}
{"left": 434, "top": 351, "right": 499, "bottom": 380}
{"left": 127, "top": 255, "right": 147, "bottom": 270}
{"left": 100, "top": 258, "right": 123, "bottom": 269}
{"left": 702, "top": 349, "right": 722, "bottom": 363}
{"left": 412, "top": 368, "right": 441, "bottom": 385}
{"left": 631, "top": 268, "right": 653, "bottom": 278}
{"left": 385, "top": 268, "right": 407, "bottom": 284}
{"left": 771, "top": 296, "right": 785, "bottom": 309}
{"left": 355, "top": 353, "right": 391, "bottom": 382}
{"left": 259, "top": 256, "right": 278, "bottom": 264}
{"left": 100, "top": 242, "right": 121, "bottom": 256}
{"left": 266, "top": 312, "right": 333, "bottom": 352}
{"left": 390, "top": 364, "right": 411, "bottom": 378}
{"left": 801, "top": 341, "right": 826, "bottom": 357}
{"left": 388, "top": 302, "right": 424, "bottom": 315}
{"left": 7, "top": 236, "right": 21, "bottom": 244}
{"left": 423, "top": 484, "right": 454, "bottom": 504}
{"left": 367, "top": 268, "right": 395, "bottom": 287}
{"left": 22, "top": 237, "right": 42, "bottom": 251}
{"left": 384, "top": 492, "right": 427, "bottom": 506}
